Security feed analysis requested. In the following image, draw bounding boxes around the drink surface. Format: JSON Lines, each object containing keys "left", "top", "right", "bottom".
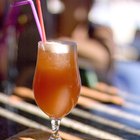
{"left": 33, "top": 43, "right": 81, "bottom": 119}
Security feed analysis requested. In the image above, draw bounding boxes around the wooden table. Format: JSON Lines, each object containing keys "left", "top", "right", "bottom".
{"left": 1, "top": 90, "right": 140, "bottom": 140}
{"left": 6, "top": 128, "right": 85, "bottom": 140}
{"left": 7, "top": 128, "right": 51, "bottom": 140}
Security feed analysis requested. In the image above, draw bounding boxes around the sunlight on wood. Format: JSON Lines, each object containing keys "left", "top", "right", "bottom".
{"left": 20, "top": 137, "right": 35, "bottom": 140}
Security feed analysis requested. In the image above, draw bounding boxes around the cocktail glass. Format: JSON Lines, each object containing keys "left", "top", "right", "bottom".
{"left": 33, "top": 40, "right": 81, "bottom": 140}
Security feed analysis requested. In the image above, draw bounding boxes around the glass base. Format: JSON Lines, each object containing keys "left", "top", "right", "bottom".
{"left": 49, "top": 135, "right": 62, "bottom": 140}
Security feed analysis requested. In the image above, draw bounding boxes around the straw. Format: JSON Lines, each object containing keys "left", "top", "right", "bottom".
{"left": 13, "top": 0, "right": 43, "bottom": 40}
{"left": 36, "top": 0, "right": 46, "bottom": 42}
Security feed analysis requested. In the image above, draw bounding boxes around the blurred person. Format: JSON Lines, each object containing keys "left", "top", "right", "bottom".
{"left": 55, "top": 0, "right": 115, "bottom": 85}
{"left": 0, "top": 0, "right": 21, "bottom": 92}
{"left": 0, "top": 0, "right": 10, "bottom": 90}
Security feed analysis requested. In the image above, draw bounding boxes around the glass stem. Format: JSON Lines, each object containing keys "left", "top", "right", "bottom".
{"left": 49, "top": 119, "right": 61, "bottom": 140}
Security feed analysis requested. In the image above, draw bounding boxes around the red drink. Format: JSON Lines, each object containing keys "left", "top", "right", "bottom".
{"left": 33, "top": 41, "right": 81, "bottom": 119}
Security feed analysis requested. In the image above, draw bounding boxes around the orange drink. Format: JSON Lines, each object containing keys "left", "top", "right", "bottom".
{"left": 33, "top": 41, "right": 81, "bottom": 119}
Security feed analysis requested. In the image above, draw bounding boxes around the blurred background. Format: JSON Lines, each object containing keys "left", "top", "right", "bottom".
{"left": 1, "top": 0, "right": 140, "bottom": 139}
{"left": 1, "top": 0, "right": 140, "bottom": 96}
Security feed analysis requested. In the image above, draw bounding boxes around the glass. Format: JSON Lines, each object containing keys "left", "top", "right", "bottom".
{"left": 33, "top": 40, "right": 81, "bottom": 140}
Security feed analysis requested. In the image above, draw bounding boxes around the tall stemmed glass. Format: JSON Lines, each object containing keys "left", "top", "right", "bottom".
{"left": 33, "top": 40, "right": 81, "bottom": 140}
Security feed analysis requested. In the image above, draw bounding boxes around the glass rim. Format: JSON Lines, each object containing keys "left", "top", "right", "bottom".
{"left": 38, "top": 40, "right": 77, "bottom": 53}
{"left": 38, "top": 40, "right": 77, "bottom": 48}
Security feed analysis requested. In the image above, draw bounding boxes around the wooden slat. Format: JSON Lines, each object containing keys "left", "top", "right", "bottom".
{"left": 78, "top": 96, "right": 140, "bottom": 124}
{"left": 13, "top": 86, "right": 124, "bottom": 105}
{"left": 80, "top": 86, "right": 124, "bottom": 105}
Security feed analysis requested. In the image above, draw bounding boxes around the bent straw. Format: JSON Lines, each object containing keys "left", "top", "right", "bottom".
{"left": 36, "top": 0, "right": 46, "bottom": 42}
{"left": 13, "top": 0, "right": 43, "bottom": 41}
